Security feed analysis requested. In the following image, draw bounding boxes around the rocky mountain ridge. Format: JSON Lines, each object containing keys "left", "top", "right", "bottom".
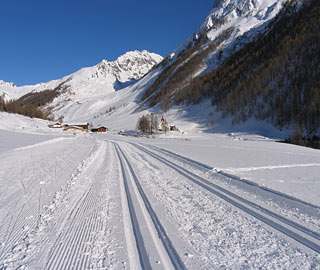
{"left": 0, "top": 50, "right": 163, "bottom": 101}
{"left": 0, "top": 80, "right": 16, "bottom": 88}
{"left": 2, "top": 0, "right": 319, "bottom": 142}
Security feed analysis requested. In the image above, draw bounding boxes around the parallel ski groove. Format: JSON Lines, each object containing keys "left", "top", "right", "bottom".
{"left": 64, "top": 211, "right": 95, "bottom": 269}
{"left": 144, "top": 144, "right": 320, "bottom": 241}
{"left": 148, "top": 144, "right": 320, "bottom": 210}
{"left": 132, "top": 143, "right": 320, "bottom": 254}
{"left": 114, "top": 143, "right": 152, "bottom": 270}
{"left": 116, "top": 143, "right": 186, "bottom": 270}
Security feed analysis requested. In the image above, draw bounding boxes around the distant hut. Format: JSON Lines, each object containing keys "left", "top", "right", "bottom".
{"left": 64, "top": 126, "right": 86, "bottom": 131}
{"left": 48, "top": 122, "right": 62, "bottom": 128}
{"left": 169, "top": 124, "right": 178, "bottom": 131}
{"left": 91, "top": 126, "right": 108, "bottom": 133}
{"left": 66, "top": 123, "right": 89, "bottom": 131}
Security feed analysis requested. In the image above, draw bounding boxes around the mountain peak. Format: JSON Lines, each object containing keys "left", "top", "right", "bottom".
{"left": 0, "top": 80, "right": 16, "bottom": 88}
{"left": 96, "top": 50, "right": 163, "bottom": 82}
{"left": 0, "top": 50, "right": 163, "bottom": 102}
{"left": 199, "top": 0, "right": 285, "bottom": 35}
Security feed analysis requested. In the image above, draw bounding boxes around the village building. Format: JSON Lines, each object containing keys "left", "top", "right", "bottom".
{"left": 64, "top": 126, "right": 85, "bottom": 131}
{"left": 62, "top": 123, "right": 89, "bottom": 132}
{"left": 48, "top": 123, "right": 62, "bottom": 128}
{"left": 159, "top": 115, "right": 169, "bottom": 132}
{"left": 159, "top": 115, "right": 179, "bottom": 133}
{"left": 70, "top": 123, "right": 89, "bottom": 130}
{"left": 91, "top": 126, "right": 108, "bottom": 133}
{"left": 169, "top": 124, "right": 178, "bottom": 131}
{"left": 61, "top": 123, "right": 89, "bottom": 131}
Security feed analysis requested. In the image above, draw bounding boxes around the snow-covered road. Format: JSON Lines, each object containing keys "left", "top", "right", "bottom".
{"left": 0, "top": 133, "right": 319, "bottom": 269}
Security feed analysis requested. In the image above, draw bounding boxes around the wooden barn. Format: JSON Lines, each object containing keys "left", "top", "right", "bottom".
{"left": 48, "top": 123, "right": 62, "bottom": 128}
{"left": 91, "top": 126, "right": 108, "bottom": 133}
{"left": 64, "top": 126, "right": 87, "bottom": 132}
{"left": 63, "top": 123, "right": 89, "bottom": 131}
{"left": 72, "top": 123, "right": 89, "bottom": 130}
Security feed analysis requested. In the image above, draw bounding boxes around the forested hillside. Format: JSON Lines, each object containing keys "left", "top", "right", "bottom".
{"left": 0, "top": 95, "right": 51, "bottom": 120}
{"left": 145, "top": 0, "right": 320, "bottom": 138}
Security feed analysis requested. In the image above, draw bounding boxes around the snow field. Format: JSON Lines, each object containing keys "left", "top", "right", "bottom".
{"left": 114, "top": 143, "right": 143, "bottom": 270}
{"left": 150, "top": 134, "right": 320, "bottom": 207}
{"left": 120, "top": 141, "right": 320, "bottom": 269}
{"left": 146, "top": 143, "right": 320, "bottom": 236}
{"left": 0, "top": 126, "right": 319, "bottom": 269}
{"left": 0, "top": 135, "right": 99, "bottom": 268}
{"left": 45, "top": 140, "right": 108, "bottom": 269}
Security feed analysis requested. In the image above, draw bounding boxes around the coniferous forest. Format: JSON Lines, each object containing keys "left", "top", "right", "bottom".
{"left": 143, "top": 0, "right": 320, "bottom": 144}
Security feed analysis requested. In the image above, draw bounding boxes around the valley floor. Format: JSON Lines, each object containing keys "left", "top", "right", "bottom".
{"left": 0, "top": 130, "right": 319, "bottom": 269}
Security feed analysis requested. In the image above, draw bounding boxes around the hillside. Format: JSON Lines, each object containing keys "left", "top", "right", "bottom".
{"left": 1, "top": 0, "right": 319, "bottom": 142}
{"left": 0, "top": 50, "right": 162, "bottom": 120}
{"left": 142, "top": 0, "right": 320, "bottom": 140}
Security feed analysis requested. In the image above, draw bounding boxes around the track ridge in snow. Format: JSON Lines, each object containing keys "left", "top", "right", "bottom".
{"left": 114, "top": 143, "right": 152, "bottom": 270}
{"left": 132, "top": 143, "right": 320, "bottom": 254}
{"left": 147, "top": 144, "right": 320, "bottom": 210}
{"left": 113, "top": 141, "right": 186, "bottom": 269}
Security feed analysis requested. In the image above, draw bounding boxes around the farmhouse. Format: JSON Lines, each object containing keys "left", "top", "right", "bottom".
{"left": 91, "top": 126, "right": 108, "bottom": 133}
{"left": 48, "top": 123, "right": 62, "bottom": 128}
{"left": 61, "top": 123, "right": 89, "bottom": 131}
{"left": 64, "top": 126, "right": 87, "bottom": 132}
{"left": 70, "top": 123, "right": 89, "bottom": 130}
{"left": 169, "top": 124, "right": 178, "bottom": 131}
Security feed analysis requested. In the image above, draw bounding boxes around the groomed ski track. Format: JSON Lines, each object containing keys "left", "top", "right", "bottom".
{"left": 0, "top": 135, "right": 319, "bottom": 269}
{"left": 113, "top": 142, "right": 185, "bottom": 270}
{"left": 45, "top": 140, "right": 185, "bottom": 270}
{"left": 45, "top": 141, "right": 108, "bottom": 270}
{"left": 0, "top": 137, "right": 186, "bottom": 269}
{"left": 130, "top": 142, "right": 320, "bottom": 254}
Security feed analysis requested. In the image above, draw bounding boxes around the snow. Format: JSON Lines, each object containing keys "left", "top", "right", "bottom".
{"left": 148, "top": 133, "right": 320, "bottom": 207}
{"left": 0, "top": 50, "right": 163, "bottom": 116}
{"left": 0, "top": 112, "right": 319, "bottom": 269}
{"left": 0, "top": 1, "right": 319, "bottom": 268}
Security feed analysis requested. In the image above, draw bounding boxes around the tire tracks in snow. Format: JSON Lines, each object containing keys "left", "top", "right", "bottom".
{"left": 113, "top": 142, "right": 186, "bottom": 269}
{"left": 131, "top": 143, "right": 320, "bottom": 254}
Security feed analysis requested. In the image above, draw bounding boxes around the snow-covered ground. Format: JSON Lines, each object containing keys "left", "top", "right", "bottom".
{"left": 1, "top": 0, "right": 319, "bottom": 267}
{"left": 149, "top": 132, "right": 320, "bottom": 207}
{"left": 0, "top": 112, "right": 319, "bottom": 269}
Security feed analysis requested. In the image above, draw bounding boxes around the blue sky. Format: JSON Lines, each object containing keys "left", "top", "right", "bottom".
{"left": 0, "top": 0, "right": 214, "bottom": 86}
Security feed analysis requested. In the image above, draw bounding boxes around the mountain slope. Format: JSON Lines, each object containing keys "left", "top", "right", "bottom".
{"left": 140, "top": 0, "right": 320, "bottom": 138}
{"left": 2, "top": 0, "right": 319, "bottom": 140}
{"left": 141, "top": 0, "right": 287, "bottom": 105}
{"left": 0, "top": 50, "right": 162, "bottom": 103}
{"left": 0, "top": 50, "right": 162, "bottom": 123}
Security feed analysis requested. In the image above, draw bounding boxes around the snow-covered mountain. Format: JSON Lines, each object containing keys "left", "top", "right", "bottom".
{"left": 140, "top": 0, "right": 320, "bottom": 137}
{"left": 0, "top": 49, "right": 163, "bottom": 124}
{"left": 0, "top": 50, "right": 162, "bottom": 101}
{"left": 1, "top": 2, "right": 320, "bottom": 268}
{"left": 173, "top": 0, "right": 285, "bottom": 63}
{"left": 2, "top": 0, "right": 315, "bottom": 138}
{"left": 0, "top": 80, "right": 16, "bottom": 88}
{"left": 157, "top": 0, "right": 287, "bottom": 85}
